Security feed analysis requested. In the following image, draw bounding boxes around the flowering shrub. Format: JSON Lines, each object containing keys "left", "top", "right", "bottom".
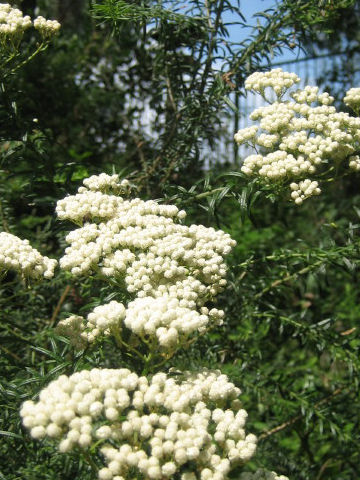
{"left": 14, "top": 173, "right": 289, "bottom": 480}
{"left": 0, "top": 3, "right": 60, "bottom": 49}
{"left": 235, "top": 68, "right": 360, "bottom": 204}
{"left": 56, "top": 174, "right": 232, "bottom": 352}
{"left": 0, "top": 2, "right": 60, "bottom": 85}
{"left": 1, "top": 0, "right": 358, "bottom": 475}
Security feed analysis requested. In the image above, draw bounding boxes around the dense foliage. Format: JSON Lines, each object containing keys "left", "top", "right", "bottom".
{"left": 1, "top": 1, "right": 359, "bottom": 479}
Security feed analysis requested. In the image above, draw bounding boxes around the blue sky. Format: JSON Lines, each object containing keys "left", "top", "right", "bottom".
{"left": 223, "top": 0, "right": 302, "bottom": 64}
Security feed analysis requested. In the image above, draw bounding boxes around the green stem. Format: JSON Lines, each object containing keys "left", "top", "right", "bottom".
{"left": 181, "top": 187, "right": 224, "bottom": 205}
{"left": 112, "top": 326, "right": 145, "bottom": 362}
{"left": 81, "top": 450, "right": 98, "bottom": 475}
{"left": 9, "top": 42, "right": 49, "bottom": 76}
{"left": 254, "top": 259, "right": 324, "bottom": 299}
{"left": 152, "top": 351, "right": 175, "bottom": 371}
{"left": 142, "top": 352, "right": 154, "bottom": 375}
{"left": 0, "top": 51, "right": 18, "bottom": 71}
{"left": 0, "top": 200, "right": 10, "bottom": 233}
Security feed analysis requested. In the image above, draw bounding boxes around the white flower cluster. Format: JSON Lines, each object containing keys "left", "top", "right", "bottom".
{"left": 56, "top": 287, "right": 225, "bottom": 350}
{"left": 124, "top": 297, "right": 224, "bottom": 349}
{"left": 56, "top": 173, "right": 235, "bottom": 349}
{"left": 349, "top": 154, "right": 360, "bottom": 171}
{"left": 0, "top": 232, "right": 57, "bottom": 280}
{"left": 245, "top": 69, "right": 300, "bottom": 96}
{"left": 57, "top": 301, "right": 126, "bottom": 349}
{"left": 234, "top": 126, "right": 258, "bottom": 144}
{"left": 235, "top": 69, "right": 360, "bottom": 203}
{"left": 0, "top": 4, "right": 60, "bottom": 40}
{"left": 289, "top": 179, "right": 321, "bottom": 205}
{"left": 20, "top": 368, "right": 257, "bottom": 480}
{"left": 291, "top": 86, "right": 333, "bottom": 106}
{"left": 343, "top": 87, "right": 360, "bottom": 111}
{"left": 0, "top": 3, "right": 31, "bottom": 36}
{"left": 240, "top": 469, "right": 289, "bottom": 480}
{"left": 57, "top": 190, "right": 122, "bottom": 223}
{"left": 33, "top": 15, "right": 60, "bottom": 36}
{"left": 82, "top": 174, "right": 131, "bottom": 193}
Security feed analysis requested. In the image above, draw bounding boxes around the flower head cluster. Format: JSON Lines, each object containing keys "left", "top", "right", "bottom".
{"left": 0, "top": 232, "right": 57, "bottom": 280}
{"left": 56, "top": 173, "right": 235, "bottom": 349}
{"left": 349, "top": 154, "right": 360, "bottom": 171}
{"left": 0, "top": 4, "right": 31, "bottom": 37}
{"left": 291, "top": 86, "right": 334, "bottom": 106}
{"left": 236, "top": 69, "right": 360, "bottom": 204}
{"left": 33, "top": 15, "right": 61, "bottom": 37}
{"left": 21, "top": 368, "right": 257, "bottom": 480}
{"left": 82, "top": 174, "right": 131, "bottom": 193}
{"left": 124, "top": 297, "right": 224, "bottom": 349}
{"left": 245, "top": 69, "right": 300, "bottom": 96}
{"left": 344, "top": 87, "right": 360, "bottom": 112}
{"left": 57, "top": 301, "right": 126, "bottom": 349}
{"left": 289, "top": 179, "right": 321, "bottom": 205}
{"left": 240, "top": 469, "right": 289, "bottom": 480}
{"left": 0, "top": 3, "right": 60, "bottom": 45}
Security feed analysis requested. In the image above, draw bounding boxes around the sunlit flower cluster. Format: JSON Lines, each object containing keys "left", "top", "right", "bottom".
{"left": 343, "top": 87, "right": 360, "bottom": 111}
{"left": 57, "top": 301, "right": 126, "bottom": 349}
{"left": 289, "top": 179, "right": 321, "bottom": 205}
{"left": 236, "top": 69, "right": 360, "bottom": 204}
{"left": 239, "top": 469, "right": 289, "bottom": 480}
{"left": 57, "top": 174, "right": 234, "bottom": 299}
{"left": 82, "top": 174, "right": 131, "bottom": 193}
{"left": 234, "top": 126, "right": 258, "bottom": 144}
{"left": 349, "top": 154, "right": 360, "bottom": 171}
{"left": 245, "top": 69, "right": 300, "bottom": 96}
{"left": 56, "top": 174, "right": 235, "bottom": 349}
{"left": 0, "top": 4, "right": 31, "bottom": 36}
{"left": 0, "top": 232, "right": 57, "bottom": 280}
{"left": 56, "top": 190, "right": 123, "bottom": 223}
{"left": 21, "top": 368, "right": 257, "bottom": 480}
{"left": 0, "top": 3, "right": 60, "bottom": 44}
{"left": 33, "top": 15, "right": 61, "bottom": 37}
{"left": 124, "top": 296, "right": 224, "bottom": 349}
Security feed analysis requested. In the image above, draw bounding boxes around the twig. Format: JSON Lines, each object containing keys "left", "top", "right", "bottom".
{"left": 81, "top": 449, "right": 98, "bottom": 475}
{"left": 180, "top": 187, "right": 224, "bottom": 204}
{"left": 49, "top": 285, "right": 71, "bottom": 327}
{"left": 133, "top": 135, "right": 151, "bottom": 195}
{"left": 199, "top": 0, "right": 225, "bottom": 96}
{"left": 112, "top": 327, "right": 145, "bottom": 363}
{"left": 165, "top": 69, "right": 177, "bottom": 113}
{"left": 254, "top": 260, "right": 324, "bottom": 299}
{"left": 316, "top": 459, "right": 334, "bottom": 480}
{"left": 0, "top": 200, "right": 10, "bottom": 233}
{"left": 0, "top": 345, "right": 22, "bottom": 362}
{"left": 8, "top": 42, "right": 48, "bottom": 77}
{"left": 259, "top": 388, "right": 344, "bottom": 441}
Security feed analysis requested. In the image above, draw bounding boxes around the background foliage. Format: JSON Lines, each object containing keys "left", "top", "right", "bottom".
{"left": 1, "top": 0, "right": 359, "bottom": 479}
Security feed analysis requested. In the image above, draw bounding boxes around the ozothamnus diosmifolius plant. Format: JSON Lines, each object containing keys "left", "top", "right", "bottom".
{"left": 0, "top": 173, "right": 290, "bottom": 480}
{"left": 0, "top": 2, "right": 60, "bottom": 79}
{"left": 235, "top": 68, "right": 360, "bottom": 204}
{"left": 0, "top": 2, "right": 60, "bottom": 45}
